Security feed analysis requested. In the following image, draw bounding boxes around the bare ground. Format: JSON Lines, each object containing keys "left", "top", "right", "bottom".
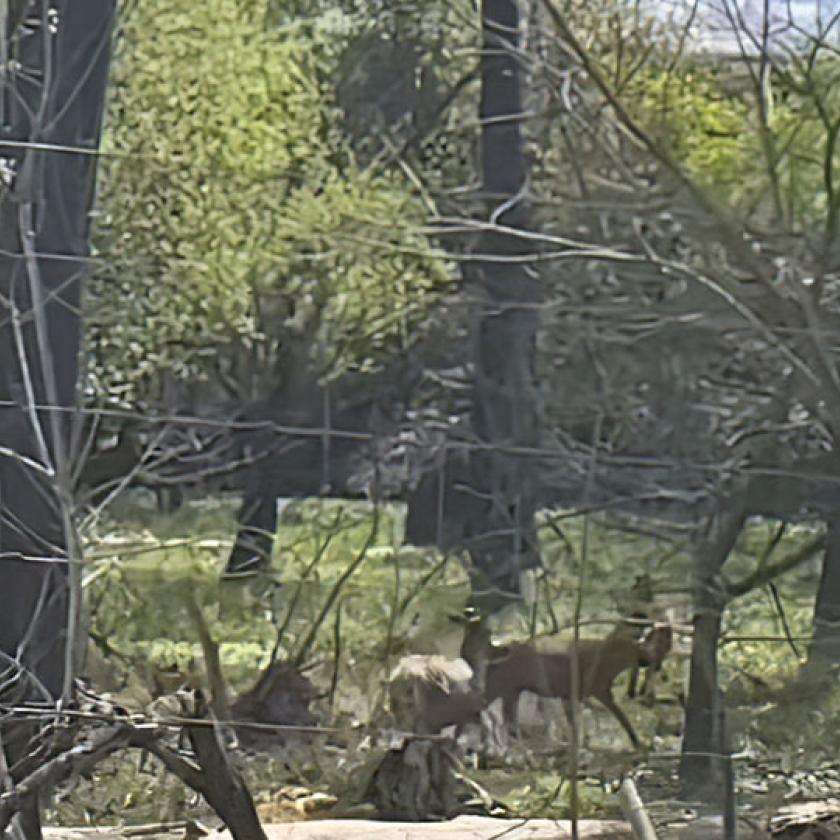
{"left": 44, "top": 817, "right": 633, "bottom": 839}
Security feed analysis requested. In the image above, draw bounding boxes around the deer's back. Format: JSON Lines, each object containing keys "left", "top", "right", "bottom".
{"left": 484, "top": 636, "right": 645, "bottom": 704}
{"left": 574, "top": 636, "right": 643, "bottom": 694}
{"left": 485, "top": 644, "right": 574, "bottom": 703}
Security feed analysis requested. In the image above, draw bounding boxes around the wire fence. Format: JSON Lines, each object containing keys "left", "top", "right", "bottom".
{"left": 3, "top": 2, "right": 840, "bottom": 833}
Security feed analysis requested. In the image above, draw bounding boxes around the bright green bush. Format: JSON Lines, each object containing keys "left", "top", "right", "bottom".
{"left": 89, "top": 0, "right": 451, "bottom": 404}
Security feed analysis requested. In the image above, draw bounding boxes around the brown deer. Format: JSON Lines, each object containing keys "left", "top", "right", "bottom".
{"left": 388, "top": 620, "right": 672, "bottom": 748}
{"left": 388, "top": 654, "right": 485, "bottom": 735}
{"left": 464, "top": 620, "right": 672, "bottom": 748}
{"left": 627, "top": 617, "right": 673, "bottom": 699}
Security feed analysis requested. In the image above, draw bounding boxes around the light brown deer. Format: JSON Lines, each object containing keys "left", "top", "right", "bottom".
{"left": 464, "top": 620, "right": 672, "bottom": 748}
{"left": 388, "top": 620, "right": 672, "bottom": 748}
{"left": 388, "top": 655, "right": 485, "bottom": 735}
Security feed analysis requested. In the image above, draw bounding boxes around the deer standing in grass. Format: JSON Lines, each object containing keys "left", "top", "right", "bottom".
{"left": 462, "top": 619, "right": 672, "bottom": 748}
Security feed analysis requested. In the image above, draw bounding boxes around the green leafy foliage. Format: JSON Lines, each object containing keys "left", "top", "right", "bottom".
{"left": 84, "top": 498, "right": 469, "bottom": 693}
{"left": 79, "top": 494, "right": 840, "bottom": 824}
{"left": 89, "top": 0, "right": 451, "bottom": 404}
{"left": 552, "top": 2, "right": 840, "bottom": 236}
{"left": 625, "top": 58, "right": 840, "bottom": 231}
{"left": 628, "top": 69, "right": 754, "bottom": 191}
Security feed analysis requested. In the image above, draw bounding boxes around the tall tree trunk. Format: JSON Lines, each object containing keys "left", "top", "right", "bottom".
{"left": 0, "top": 1, "right": 116, "bottom": 696}
{"left": 460, "top": 0, "right": 541, "bottom": 605}
{"left": 805, "top": 516, "right": 840, "bottom": 671}
{"left": 680, "top": 501, "right": 745, "bottom": 809}
{"left": 0, "top": 6, "right": 115, "bottom": 837}
{"left": 225, "top": 465, "right": 280, "bottom": 575}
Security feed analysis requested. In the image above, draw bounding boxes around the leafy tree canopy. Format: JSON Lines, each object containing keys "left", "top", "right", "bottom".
{"left": 624, "top": 51, "right": 840, "bottom": 233}
{"left": 89, "top": 0, "right": 452, "bottom": 406}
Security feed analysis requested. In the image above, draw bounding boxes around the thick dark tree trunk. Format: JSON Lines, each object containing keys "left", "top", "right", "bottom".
{"left": 223, "top": 383, "right": 325, "bottom": 577}
{"left": 680, "top": 502, "right": 745, "bottom": 811}
{"left": 0, "top": 7, "right": 115, "bottom": 837}
{"left": 805, "top": 516, "right": 840, "bottom": 672}
{"left": 225, "top": 466, "right": 280, "bottom": 575}
{"left": 223, "top": 370, "right": 407, "bottom": 576}
{"left": 0, "top": 0, "right": 115, "bottom": 697}
{"left": 459, "top": 0, "right": 541, "bottom": 604}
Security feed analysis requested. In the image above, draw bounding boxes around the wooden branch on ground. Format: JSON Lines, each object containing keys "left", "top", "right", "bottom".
{"left": 0, "top": 699, "right": 268, "bottom": 840}
{"left": 0, "top": 725, "right": 131, "bottom": 834}
{"left": 618, "top": 778, "right": 658, "bottom": 840}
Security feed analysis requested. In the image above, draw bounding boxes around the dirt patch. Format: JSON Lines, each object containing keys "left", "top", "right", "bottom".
{"left": 46, "top": 817, "right": 633, "bottom": 839}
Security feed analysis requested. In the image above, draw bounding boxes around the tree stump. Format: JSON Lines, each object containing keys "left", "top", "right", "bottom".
{"left": 370, "top": 737, "right": 465, "bottom": 821}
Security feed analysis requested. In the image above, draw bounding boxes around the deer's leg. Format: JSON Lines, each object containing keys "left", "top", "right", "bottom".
{"left": 639, "top": 663, "right": 664, "bottom": 699}
{"left": 502, "top": 691, "right": 521, "bottom": 737}
{"left": 626, "top": 667, "right": 640, "bottom": 698}
{"left": 561, "top": 696, "right": 587, "bottom": 746}
{"left": 479, "top": 703, "right": 507, "bottom": 755}
{"left": 595, "top": 691, "right": 640, "bottom": 748}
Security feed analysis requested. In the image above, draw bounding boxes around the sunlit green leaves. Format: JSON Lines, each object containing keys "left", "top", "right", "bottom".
{"left": 626, "top": 69, "right": 757, "bottom": 199}
{"left": 89, "top": 0, "right": 451, "bottom": 404}
{"left": 625, "top": 59, "right": 840, "bottom": 230}
{"left": 270, "top": 171, "right": 451, "bottom": 374}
